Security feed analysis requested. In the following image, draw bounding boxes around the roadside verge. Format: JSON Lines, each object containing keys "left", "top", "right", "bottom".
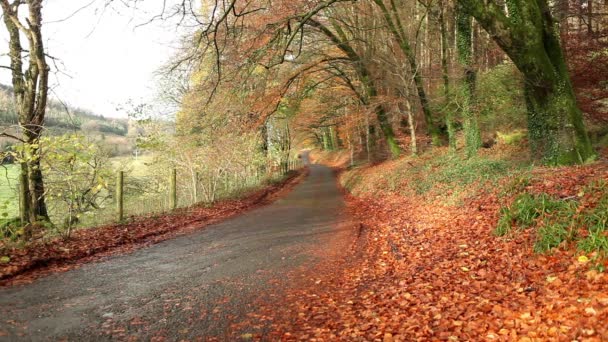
{"left": 0, "top": 169, "right": 308, "bottom": 286}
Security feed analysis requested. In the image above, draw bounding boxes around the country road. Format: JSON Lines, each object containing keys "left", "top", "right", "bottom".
{"left": 0, "top": 156, "right": 353, "bottom": 341}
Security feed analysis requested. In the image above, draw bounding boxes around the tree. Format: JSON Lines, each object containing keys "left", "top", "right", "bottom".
{"left": 373, "top": 0, "right": 443, "bottom": 147}
{"left": 455, "top": 2, "right": 481, "bottom": 157}
{"left": 0, "top": 0, "right": 50, "bottom": 228}
{"left": 305, "top": 17, "right": 402, "bottom": 157}
{"left": 458, "top": 0, "right": 595, "bottom": 164}
{"left": 40, "top": 134, "right": 112, "bottom": 237}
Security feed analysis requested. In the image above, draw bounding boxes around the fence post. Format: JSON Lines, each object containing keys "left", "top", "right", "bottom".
{"left": 170, "top": 168, "right": 177, "bottom": 210}
{"left": 18, "top": 170, "right": 27, "bottom": 225}
{"left": 116, "top": 171, "right": 124, "bottom": 222}
{"left": 194, "top": 171, "right": 199, "bottom": 204}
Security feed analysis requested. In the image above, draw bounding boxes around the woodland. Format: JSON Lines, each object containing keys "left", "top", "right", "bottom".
{"left": 1, "top": 0, "right": 608, "bottom": 340}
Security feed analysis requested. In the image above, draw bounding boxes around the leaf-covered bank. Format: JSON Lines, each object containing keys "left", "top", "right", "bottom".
{"left": 262, "top": 149, "right": 608, "bottom": 341}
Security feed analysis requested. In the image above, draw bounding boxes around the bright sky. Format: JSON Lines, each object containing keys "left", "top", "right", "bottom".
{"left": 0, "top": 0, "right": 191, "bottom": 118}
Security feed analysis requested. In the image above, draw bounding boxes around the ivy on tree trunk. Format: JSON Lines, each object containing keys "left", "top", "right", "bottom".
{"left": 458, "top": 0, "right": 595, "bottom": 165}
{"left": 456, "top": 2, "right": 482, "bottom": 157}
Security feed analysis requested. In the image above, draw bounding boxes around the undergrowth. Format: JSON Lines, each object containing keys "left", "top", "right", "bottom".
{"left": 340, "top": 149, "right": 525, "bottom": 203}
{"left": 495, "top": 180, "right": 608, "bottom": 256}
{"left": 339, "top": 147, "right": 607, "bottom": 259}
{"left": 408, "top": 154, "right": 511, "bottom": 198}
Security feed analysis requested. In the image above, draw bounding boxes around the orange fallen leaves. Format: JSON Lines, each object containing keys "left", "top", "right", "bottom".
{"left": 259, "top": 161, "right": 608, "bottom": 341}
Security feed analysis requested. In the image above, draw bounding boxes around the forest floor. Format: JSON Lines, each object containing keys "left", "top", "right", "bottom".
{"left": 253, "top": 147, "right": 608, "bottom": 341}
{"left": 0, "top": 169, "right": 307, "bottom": 286}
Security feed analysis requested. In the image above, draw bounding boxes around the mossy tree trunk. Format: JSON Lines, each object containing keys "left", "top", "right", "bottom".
{"left": 459, "top": 0, "right": 595, "bottom": 165}
{"left": 1, "top": 0, "right": 50, "bottom": 225}
{"left": 456, "top": 3, "right": 482, "bottom": 157}
{"left": 439, "top": 0, "right": 456, "bottom": 151}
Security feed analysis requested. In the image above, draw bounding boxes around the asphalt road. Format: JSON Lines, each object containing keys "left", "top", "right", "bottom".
{"left": 0, "top": 156, "right": 352, "bottom": 341}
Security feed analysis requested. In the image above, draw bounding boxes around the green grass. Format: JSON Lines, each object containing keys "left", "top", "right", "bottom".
{"left": 0, "top": 164, "right": 20, "bottom": 222}
{"left": 339, "top": 150, "right": 518, "bottom": 204}
{"left": 577, "top": 181, "right": 608, "bottom": 254}
{"left": 495, "top": 181, "right": 608, "bottom": 256}
{"left": 497, "top": 130, "right": 527, "bottom": 145}
{"left": 110, "top": 155, "right": 155, "bottom": 177}
{"left": 408, "top": 154, "right": 511, "bottom": 199}
{"left": 494, "top": 193, "right": 578, "bottom": 252}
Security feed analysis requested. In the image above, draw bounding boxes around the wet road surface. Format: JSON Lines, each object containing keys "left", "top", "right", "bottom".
{"left": 0, "top": 158, "right": 352, "bottom": 341}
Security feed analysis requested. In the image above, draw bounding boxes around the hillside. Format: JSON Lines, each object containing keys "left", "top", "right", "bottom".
{"left": 0, "top": 84, "right": 134, "bottom": 156}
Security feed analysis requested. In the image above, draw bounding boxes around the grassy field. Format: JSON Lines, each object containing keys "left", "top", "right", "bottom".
{"left": 0, "top": 164, "right": 20, "bottom": 224}
{"left": 110, "top": 154, "right": 156, "bottom": 177}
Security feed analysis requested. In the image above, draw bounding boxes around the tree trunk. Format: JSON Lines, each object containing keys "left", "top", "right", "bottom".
{"left": 439, "top": 0, "right": 456, "bottom": 151}
{"left": 459, "top": 0, "right": 595, "bottom": 164}
{"left": 308, "top": 18, "right": 402, "bottom": 158}
{"left": 1, "top": 0, "right": 50, "bottom": 225}
{"left": 456, "top": 4, "right": 481, "bottom": 157}
{"left": 329, "top": 126, "right": 339, "bottom": 150}
{"left": 373, "top": 0, "right": 442, "bottom": 147}
{"left": 404, "top": 98, "right": 417, "bottom": 155}
{"left": 18, "top": 163, "right": 30, "bottom": 225}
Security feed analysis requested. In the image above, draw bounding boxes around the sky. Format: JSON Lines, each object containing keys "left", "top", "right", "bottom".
{"left": 0, "top": 0, "right": 192, "bottom": 118}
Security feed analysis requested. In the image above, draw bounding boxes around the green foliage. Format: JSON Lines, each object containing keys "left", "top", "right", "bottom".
{"left": 476, "top": 63, "right": 527, "bottom": 133}
{"left": 496, "top": 182, "right": 608, "bottom": 255}
{"left": 411, "top": 154, "right": 509, "bottom": 196}
{"left": 40, "top": 134, "right": 113, "bottom": 235}
{"left": 497, "top": 130, "right": 526, "bottom": 145}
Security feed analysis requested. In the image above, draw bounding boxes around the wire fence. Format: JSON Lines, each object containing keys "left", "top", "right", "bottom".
{"left": 0, "top": 157, "right": 305, "bottom": 237}
{"left": 0, "top": 165, "right": 19, "bottom": 226}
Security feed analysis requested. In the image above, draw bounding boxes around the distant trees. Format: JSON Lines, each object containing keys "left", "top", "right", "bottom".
{"left": 1, "top": 0, "right": 51, "bottom": 229}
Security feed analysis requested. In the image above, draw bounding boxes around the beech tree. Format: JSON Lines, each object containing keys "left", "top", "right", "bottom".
{"left": 1, "top": 0, "right": 50, "bottom": 228}
{"left": 458, "top": 0, "right": 596, "bottom": 164}
{"left": 373, "top": 0, "right": 442, "bottom": 147}
{"left": 455, "top": 2, "right": 481, "bottom": 157}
